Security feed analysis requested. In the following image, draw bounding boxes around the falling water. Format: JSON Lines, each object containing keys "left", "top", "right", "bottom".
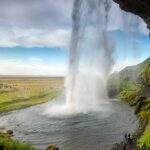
{"left": 65, "top": 0, "right": 115, "bottom": 112}
{"left": 45, "top": 0, "right": 145, "bottom": 115}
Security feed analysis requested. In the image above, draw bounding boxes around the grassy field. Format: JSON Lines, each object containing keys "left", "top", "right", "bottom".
{"left": 0, "top": 77, "right": 64, "bottom": 112}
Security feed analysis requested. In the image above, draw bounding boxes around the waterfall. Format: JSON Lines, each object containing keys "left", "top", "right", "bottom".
{"left": 65, "top": 0, "right": 115, "bottom": 112}
{"left": 45, "top": 0, "right": 142, "bottom": 115}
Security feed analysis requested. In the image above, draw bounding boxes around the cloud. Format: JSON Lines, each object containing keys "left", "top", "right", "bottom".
{"left": 0, "top": 0, "right": 73, "bottom": 47}
{"left": 0, "top": 28, "right": 70, "bottom": 47}
{"left": 0, "top": 0, "right": 148, "bottom": 48}
{"left": 0, "top": 0, "right": 73, "bottom": 30}
{"left": 28, "top": 57, "right": 43, "bottom": 63}
{"left": 0, "top": 59, "right": 66, "bottom": 76}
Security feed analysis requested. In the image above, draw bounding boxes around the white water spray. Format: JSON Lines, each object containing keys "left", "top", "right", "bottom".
{"left": 65, "top": 0, "right": 114, "bottom": 112}
{"left": 45, "top": 0, "right": 144, "bottom": 115}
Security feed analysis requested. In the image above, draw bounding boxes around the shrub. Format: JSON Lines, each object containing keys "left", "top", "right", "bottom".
{"left": 0, "top": 137, "right": 36, "bottom": 150}
{"left": 134, "top": 97, "right": 146, "bottom": 114}
{"left": 138, "top": 123, "right": 150, "bottom": 150}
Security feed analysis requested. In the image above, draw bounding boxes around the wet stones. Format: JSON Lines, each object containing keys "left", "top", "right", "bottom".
{"left": 46, "top": 145, "right": 59, "bottom": 150}
{"left": 0, "top": 129, "right": 13, "bottom": 137}
{"left": 6, "top": 130, "right": 13, "bottom": 135}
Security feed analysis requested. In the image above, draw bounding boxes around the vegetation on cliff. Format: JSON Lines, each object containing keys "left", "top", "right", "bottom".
{"left": 107, "top": 57, "right": 150, "bottom": 149}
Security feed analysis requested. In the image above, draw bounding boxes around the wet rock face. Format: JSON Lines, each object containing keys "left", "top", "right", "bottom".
{"left": 113, "top": 0, "right": 150, "bottom": 34}
{"left": 0, "top": 145, "right": 4, "bottom": 150}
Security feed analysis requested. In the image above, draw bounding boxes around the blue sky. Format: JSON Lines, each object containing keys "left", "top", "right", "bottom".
{"left": 0, "top": 47, "right": 68, "bottom": 65}
{"left": 0, "top": 0, "right": 149, "bottom": 76}
{"left": 0, "top": 47, "right": 68, "bottom": 76}
{"left": 0, "top": 32, "right": 149, "bottom": 76}
{"left": 111, "top": 31, "right": 150, "bottom": 72}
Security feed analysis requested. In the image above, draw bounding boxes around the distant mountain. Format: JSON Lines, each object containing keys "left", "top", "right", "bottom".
{"left": 120, "top": 57, "right": 150, "bottom": 84}
{"left": 107, "top": 57, "right": 150, "bottom": 98}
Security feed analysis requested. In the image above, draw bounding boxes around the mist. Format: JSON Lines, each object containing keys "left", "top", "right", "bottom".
{"left": 45, "top": 0, "right": 143, "bottom": 115}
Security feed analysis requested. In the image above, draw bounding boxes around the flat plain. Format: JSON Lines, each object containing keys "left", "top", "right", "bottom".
{"left": 0, "top": 76, "right": 64, "bottom": 112}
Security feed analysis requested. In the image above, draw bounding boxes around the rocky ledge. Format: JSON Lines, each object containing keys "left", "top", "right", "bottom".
{"left": 113, "top": 0, "right": 150, "bottom": 35}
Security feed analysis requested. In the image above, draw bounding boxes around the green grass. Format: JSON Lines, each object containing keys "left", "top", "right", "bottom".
{"left": 0, "top": 90, "right": 59, "bottom": 112}
{"left": 0, "top": 136, "right": 73, "bottom": 150}
{"left": 0, "top": 78, "right": 64, "bottom": 112}
{"left": 0, "top": 137, "right": 37, "bottom": 150}
{"left": 138, "top": 123, "right": 150, "bottom": 149}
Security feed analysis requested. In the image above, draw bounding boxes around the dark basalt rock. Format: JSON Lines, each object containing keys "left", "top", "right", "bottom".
{"left": 0, "top": 145, "right": 4, "bottom": 150}
{"left": 113, "top": 0, "right": 150, "bottom": 35}
{"left": 111, "top": 141, "right": 137, "bottom": 150}
{"left": 46, "top": 145, "right": 59, "bottom": 150}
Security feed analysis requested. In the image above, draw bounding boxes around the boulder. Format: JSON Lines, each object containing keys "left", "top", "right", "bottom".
{"left": 6, "top": 130, "right": 13, "bottom": 135}
{"left": 0, "top": 129, "right": 13, "bottom": 137}
{"left": 46, "top": 145, "right": 59, "bottom": 150}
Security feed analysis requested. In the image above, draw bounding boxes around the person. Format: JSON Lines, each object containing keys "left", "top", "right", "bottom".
{"left": 127, "top": 133, "right": 131, "bottom": 144}
{"left": 124, "top": 133, "right": 127, "bottom": 141}
{"left": 141, "top": 143, "right": 146, "bottom": 150}
{"left": 123, "top": 142, "right": 126, "bottom": 150}
{"left": 130, "top": 135, "right": 133, "bottom": 144}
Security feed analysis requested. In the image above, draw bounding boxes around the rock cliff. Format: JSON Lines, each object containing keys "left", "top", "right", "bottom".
{"left": 113, "top": 0, "right": 150, "bottom": 35}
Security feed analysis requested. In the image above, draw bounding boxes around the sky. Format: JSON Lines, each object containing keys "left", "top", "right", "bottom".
{"left": 0, "top": 0, "right": 150, "bottom": 76}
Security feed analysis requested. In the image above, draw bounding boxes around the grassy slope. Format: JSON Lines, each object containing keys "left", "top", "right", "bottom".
{"left": 0, "top": 137, "right": 37, "bottom": 150}
{"left": 107, "top": 57, "right": 150, "bottom": 149}
{"left": 0, "top": 78, "right": 64, "bottom": 112}
{"left": 0, "top": 136, "right": 71, "bottom": 150}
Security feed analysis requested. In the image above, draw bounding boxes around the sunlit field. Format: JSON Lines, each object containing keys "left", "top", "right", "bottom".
{"left": 0, "top": 77, "right": 64, "bottom": 112}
